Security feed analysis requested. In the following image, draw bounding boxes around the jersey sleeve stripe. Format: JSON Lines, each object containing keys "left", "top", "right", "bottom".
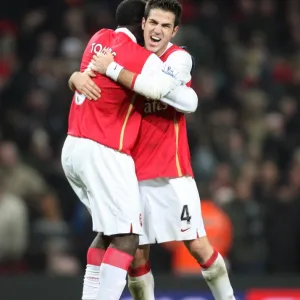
{"left": 131, "top": 73, "right": 139, "bottom": 90}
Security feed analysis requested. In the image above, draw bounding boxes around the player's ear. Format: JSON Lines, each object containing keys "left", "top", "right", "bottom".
{"left": 142, "top": 18, "right": 146, "bottom": 30}
{"left": 172, "top": 25, "right": 179, "bottom": 38}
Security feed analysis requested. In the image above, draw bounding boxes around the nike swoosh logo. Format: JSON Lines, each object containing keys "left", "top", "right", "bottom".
{"left": 181, "top": 228, "right": 190, "bottom": 232}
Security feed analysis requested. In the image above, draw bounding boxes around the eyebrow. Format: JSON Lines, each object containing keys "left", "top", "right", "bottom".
{"left": 148, "top": 18, "right": 172, "bottom": 27}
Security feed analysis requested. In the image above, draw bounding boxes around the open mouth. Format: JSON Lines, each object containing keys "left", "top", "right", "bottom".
{"left": 150, "top": 36, "right": 161, "bottom": 44}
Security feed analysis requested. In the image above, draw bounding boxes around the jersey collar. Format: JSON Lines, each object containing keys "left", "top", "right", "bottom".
{"left": 115, "top": 27, "right": 137, "bottom": 43}
{"left": 159, "top": 42, "right": 173, "bottom": 57}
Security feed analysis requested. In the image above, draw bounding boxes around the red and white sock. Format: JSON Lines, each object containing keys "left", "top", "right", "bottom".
{"left": 128, "top": 261, "right": 155, "bottom": 300}
{"left": 95, "top": 247, "right": 134, "bottom": 300}
{"left": 82, "top": 248, "right": 106, "bottom": 300}
{"left": 200, "top": 249, "right": 235, "bottom": 300}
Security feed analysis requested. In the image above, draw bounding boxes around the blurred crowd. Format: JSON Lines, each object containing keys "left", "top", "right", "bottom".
{"left": 0, "top": 0, "right": 300, "bottom": 276}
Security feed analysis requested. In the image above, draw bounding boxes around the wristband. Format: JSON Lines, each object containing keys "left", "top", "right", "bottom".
{"left": 106, "top": 62, "right": 124, "bottom": 82}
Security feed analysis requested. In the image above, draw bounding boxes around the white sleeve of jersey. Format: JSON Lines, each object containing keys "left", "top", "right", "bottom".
{"left": 160, "top": 50, "right": 198, "bottom": 113}
{"left": 134, "top": 51, "right": 198, "bottom": 113}
{"left": 162, "top": 50, "right": 192, "bottom": 84}
{"left": 162, "top": 85, "right": 198, "bottom": 113}
{"left": 133, "top": 53, "right": 181, "bottom": 100}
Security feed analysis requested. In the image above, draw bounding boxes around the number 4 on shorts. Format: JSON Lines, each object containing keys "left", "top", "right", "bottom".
{"left": 181, "top": 204, "right": 191, "bottom": 223}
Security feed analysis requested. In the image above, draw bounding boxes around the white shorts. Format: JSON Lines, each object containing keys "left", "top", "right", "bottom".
{"left": 139, "top": 176, "right": 206, "bottom": 245}
{"left": 61, "top": 135, "right": 142, "bottom": 235}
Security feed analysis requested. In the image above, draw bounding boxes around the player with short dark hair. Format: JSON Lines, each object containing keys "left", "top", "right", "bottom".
{"left": 86, "top": 1, "right": 235, "bottom": 297}
{"left": 62, "top": 0, "right": 197, "bottom": 299}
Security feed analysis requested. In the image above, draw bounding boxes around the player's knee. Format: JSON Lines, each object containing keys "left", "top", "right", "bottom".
{"left": 132, "top": 245, "right": 150, "bottom": 268}
{"left": 111, "top": 234, "right": 139, "bottom": 256}
{"left": 184, "top": 236, "right": 214, "bottom": 264}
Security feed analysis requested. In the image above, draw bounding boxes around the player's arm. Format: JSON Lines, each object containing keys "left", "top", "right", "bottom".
{"left": 68, "top": 70, "right": 101, "bottom": 100}
{"left": 159, "top": 50, "right": 198, "bottom": 113}
{"left": 90, "top": 49, "right": 197, "bottom": 113}
{"left": 90, "top": 49, "right": 181, "bottom": 100}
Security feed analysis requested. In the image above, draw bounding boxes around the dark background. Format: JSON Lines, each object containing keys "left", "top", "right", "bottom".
{"left": 0, "top": 0, "right": 300, "bottom": 280}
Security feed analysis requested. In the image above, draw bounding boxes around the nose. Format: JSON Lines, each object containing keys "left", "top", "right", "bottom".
{"left": 153, "top": 24, "right": 162, "bottom": 35}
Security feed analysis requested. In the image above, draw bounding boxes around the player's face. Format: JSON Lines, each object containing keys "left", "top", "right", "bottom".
{"left": 142, "top": 8, "right": 179, "bottom": 57}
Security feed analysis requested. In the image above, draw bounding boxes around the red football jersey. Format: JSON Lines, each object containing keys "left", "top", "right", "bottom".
{"left": 67, "top": 29, "right": 150, "bottom": 155}
{"left": 132, "top": 44, "right": 194, "bottom": 180}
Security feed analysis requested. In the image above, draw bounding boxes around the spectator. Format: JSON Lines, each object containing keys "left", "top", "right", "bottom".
{"left": 0, "top": 141, "right": 47, "bottom": 203}
{"left": 0, "top": 173, "right": 29, "bottom": 271}
{"left": 223, "top": 179, "right": 266, "bottom": 274}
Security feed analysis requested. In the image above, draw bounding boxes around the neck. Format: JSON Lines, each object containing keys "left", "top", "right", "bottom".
{"left": 121, "top": 25, "right": 143, "bottom": 45}
{"left": 119, "top": 25, "right": 135, "bottom": 36}
{"left": 157, "top": 43, "right": 171, "bottom": 57}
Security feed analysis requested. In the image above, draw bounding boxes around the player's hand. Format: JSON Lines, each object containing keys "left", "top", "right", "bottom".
{"left": 84, "top": 69, "right": 97, "bottom": 77}
{"left": 72, "top": 72, "right": 101, "bottom": 100}
{"left": 90, "top": 48, "right": 115, "bottom": 74}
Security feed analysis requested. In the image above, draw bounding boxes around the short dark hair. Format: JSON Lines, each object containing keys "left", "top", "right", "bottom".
{"left": 116, "top": 0, "right": 147, "bottom": 27}
{"left": 144, "top": 0, "right": 182, "bottom": 27}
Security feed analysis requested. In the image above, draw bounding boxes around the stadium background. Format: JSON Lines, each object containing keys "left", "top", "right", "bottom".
{"left": 1, "top": 0, "right": 300, "bottom": 299}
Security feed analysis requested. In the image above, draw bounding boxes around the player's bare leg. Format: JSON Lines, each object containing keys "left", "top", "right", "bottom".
{"left": 82, "top": 233, "right": 110, "bottom": 300}
{"left": 127, "top": 238, "right": 235, "bottom": 300}
{"left": 128, "top": 245, "right": 155, "bottom": 300}
{"left": 95, "top": 233, "right": 139, "bottom": 300}
{"left": 184, "top": 236, "right": 235, "bottom": 300}
{"left": 82, "top": 233, "right": 139, "bottom": 300}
